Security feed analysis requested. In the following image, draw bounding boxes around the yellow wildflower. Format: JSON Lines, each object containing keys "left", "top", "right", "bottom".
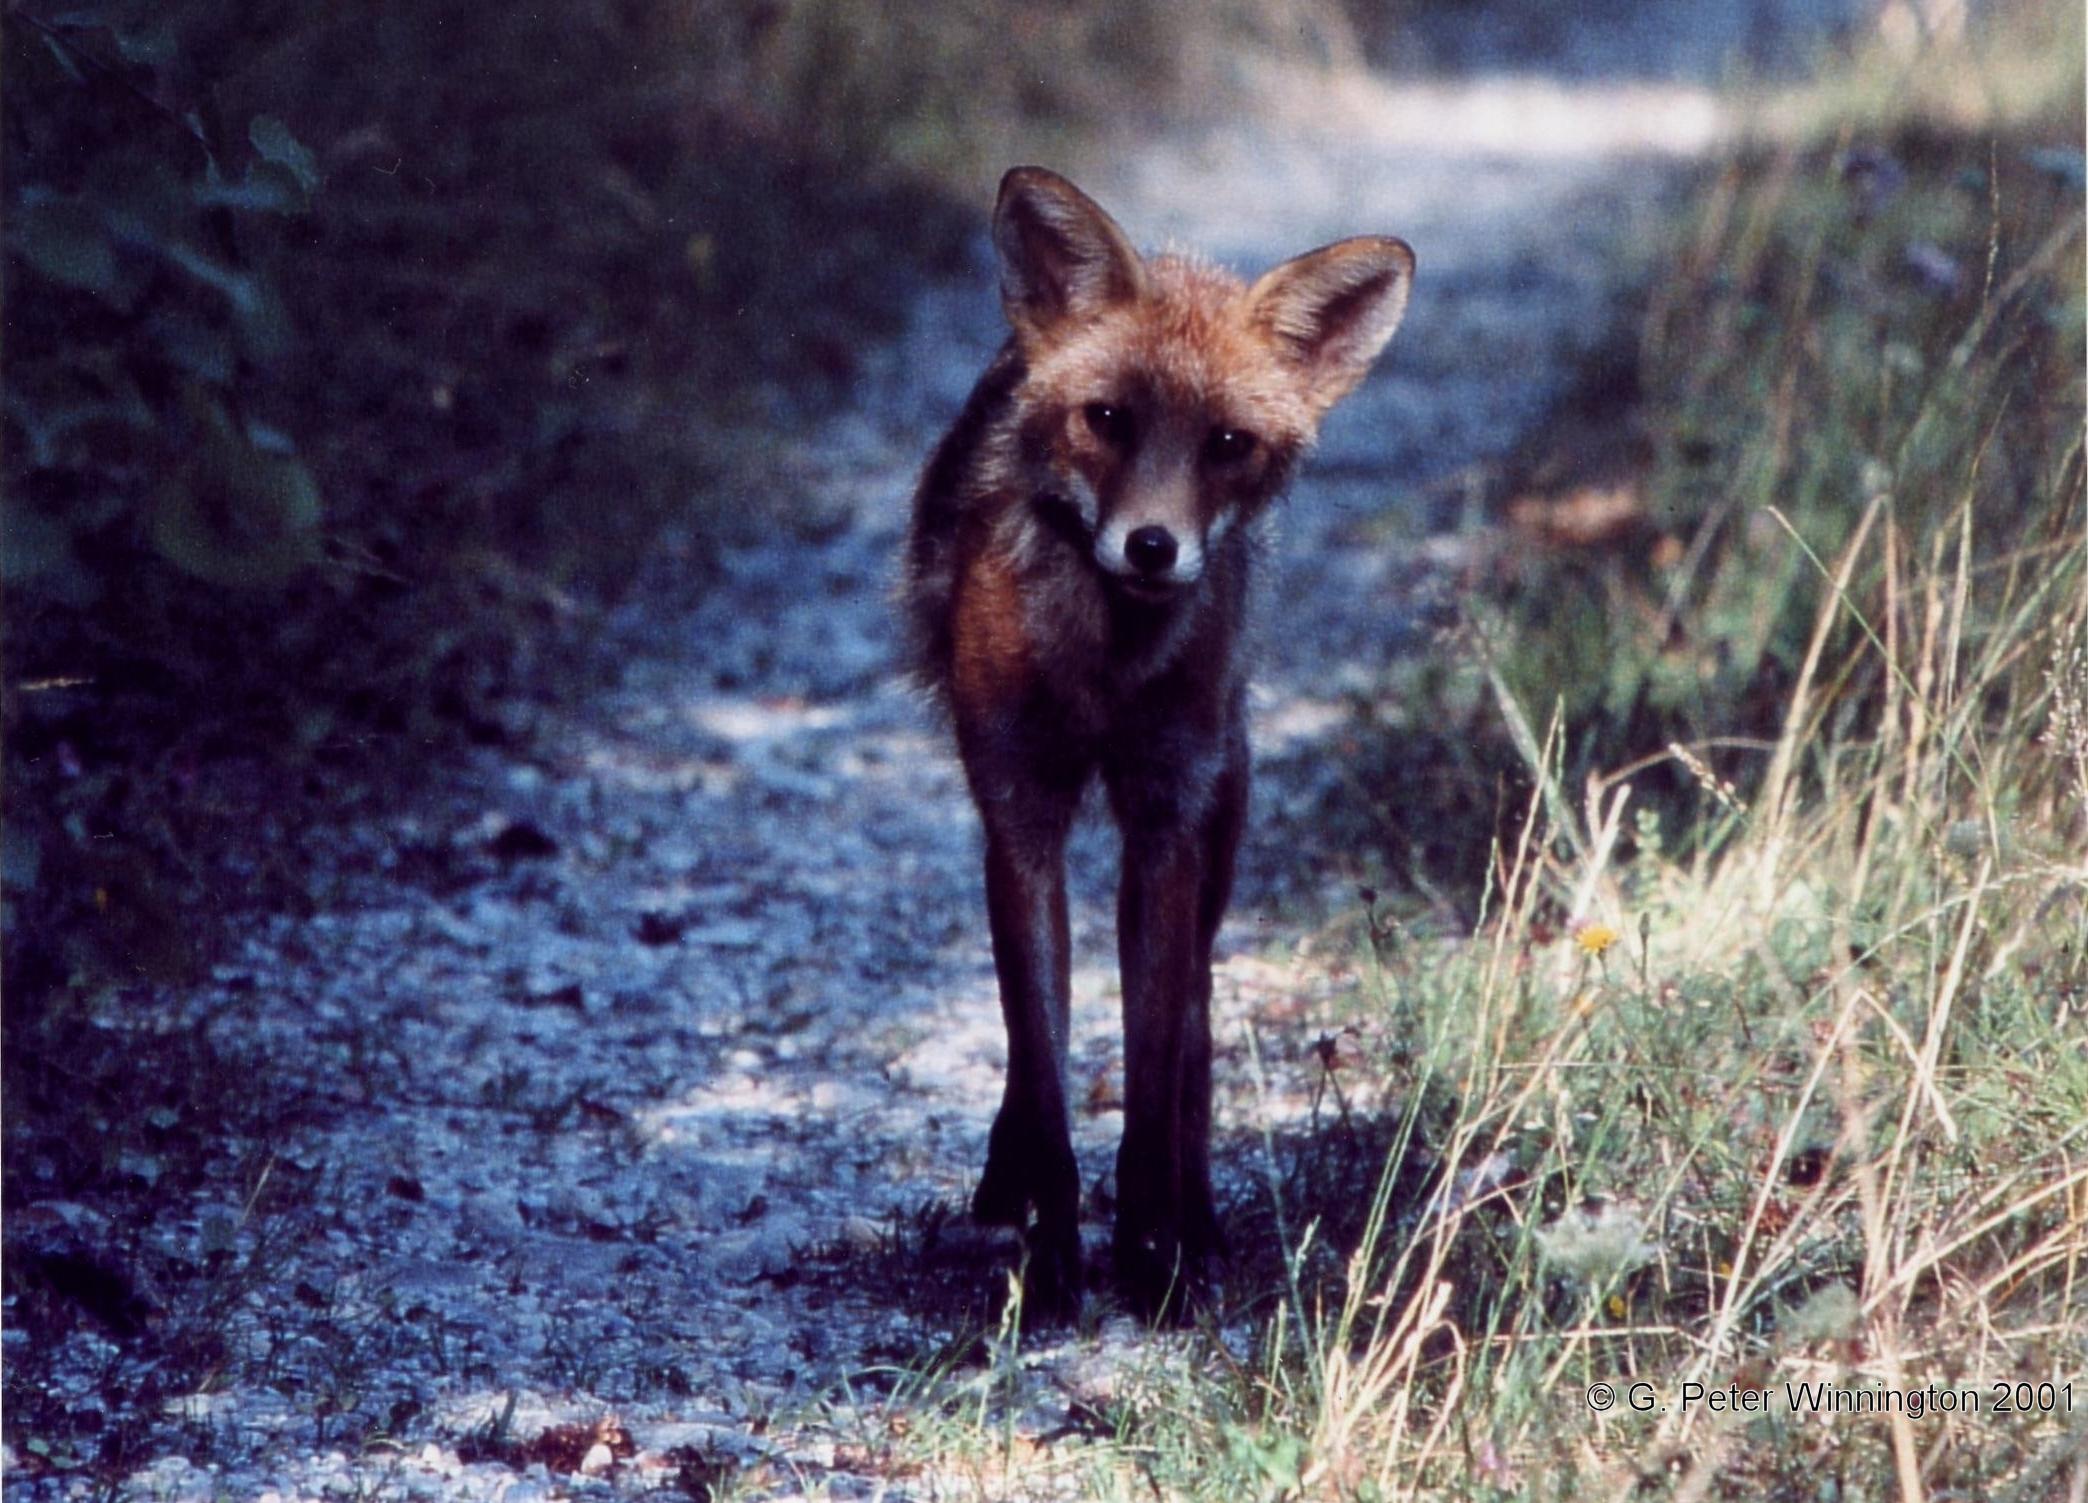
{"left": 1575, "top": 922, "right": 1621, "bottom": 957}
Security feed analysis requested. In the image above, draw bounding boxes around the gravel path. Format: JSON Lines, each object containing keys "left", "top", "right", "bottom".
{"left": 5, "top": 20, "right": 1851, "bottom": 1499}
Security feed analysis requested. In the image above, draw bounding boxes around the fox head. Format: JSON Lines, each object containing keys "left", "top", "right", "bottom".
{"left": 992, "top": 166, "right": 1413, "bottom": 600}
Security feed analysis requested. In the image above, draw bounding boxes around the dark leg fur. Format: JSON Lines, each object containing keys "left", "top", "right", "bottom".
{"left": 1182, "top": 740, "right": 1247, "bottom": 1266}
{"left": 1106, "top": 714, "right": 1248, "bottom": 1321}
{"left": 957, "top": 657, "right": 1248, "bottom": 1322}
{"left": 964, "top": 736, "right": 1089, "bottom": 1316}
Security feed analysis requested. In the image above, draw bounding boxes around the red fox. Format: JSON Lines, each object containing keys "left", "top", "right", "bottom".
{"left": 906, "top": 167, "right": 1413, "bottom": 1319}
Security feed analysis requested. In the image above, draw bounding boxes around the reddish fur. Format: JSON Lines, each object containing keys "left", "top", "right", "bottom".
{"left": 949, "top": 549, "right": 1029, "bottom": 717}
{"left": 903, "top": 168, "right": 1412, "bottom": 1321}
{"left": 1020, "top": 260, "right": 1326, "bottom": 437}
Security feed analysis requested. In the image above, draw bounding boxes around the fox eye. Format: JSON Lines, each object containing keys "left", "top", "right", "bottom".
{"left": 1082, "top": 402, "right": 1136, "bottom": 448}
{"left": 1204, "top": 427, "right": 1258, "bottom": 465}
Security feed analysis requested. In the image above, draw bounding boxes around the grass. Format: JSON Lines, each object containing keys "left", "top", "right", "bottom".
{"left": 797, "top": 11, "right": 2087, "bottom": 1500}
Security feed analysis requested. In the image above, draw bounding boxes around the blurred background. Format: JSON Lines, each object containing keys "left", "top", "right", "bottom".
{"left": 5, "top": 0, "right": 2078, "bottom": 1004}
{"left": 4, "top": 1, "right": 2084, "bottom": 1493}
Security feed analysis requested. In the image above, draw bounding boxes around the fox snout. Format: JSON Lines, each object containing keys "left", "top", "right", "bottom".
{"left": 1115, "top": 524, "right": 1179, "bottom": 578}
{"left": 1055, "top": 412, "right": 1267, "bottom": 597}
{"left": 1094, "top": 481, "right": 1203, "bottom": 595}
{"left": 1039, "top": 457, "right": 1211, "bottom": 595}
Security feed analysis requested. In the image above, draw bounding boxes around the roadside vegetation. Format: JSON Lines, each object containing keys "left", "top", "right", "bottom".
{"left": 835, "top": 6, "right": 2088, "bottom": 1499}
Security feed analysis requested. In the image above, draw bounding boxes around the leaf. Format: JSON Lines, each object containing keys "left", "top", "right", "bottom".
{"left": 157, "top": 242, "right": 292, "bottom": 358}
{"left": 2, "top": 828, "right": 42, "bottom": 894}
{"left": 150, "top": 308, "right": 237, "bottom": 381}
{"left": 8, "top": 197, "right": 120, "bottom": 298}
{"left": 229, "top": 277, "right": 293, "bottom": 360}
{"left": 150, "top": 401, "right": 322, "bottom": 589}
{"left": 197, "top": 160, "right": 308, "bottom": 215}
{"left": 108, "top": 23, "right": 178, "bottom": 65}
{"left": 3, "top": 505, "right": 74, "bottom": 583}
{"left": 248, "top": 115, "right": 320, "bottom": 194}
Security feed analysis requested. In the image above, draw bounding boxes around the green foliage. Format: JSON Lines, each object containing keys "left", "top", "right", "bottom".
{"left": 148, "top": 396, "right": 321, "bottom": 590}
{"left": 1, "top": 0, "right": 1343, "bottom": 1011}
{"left": 6, "top": 12, "right": 325, "bottom": 606}
{"left": 1221, "top": 1421, "right": 1308, "bottom": 1493}
{"left": 0, "top": 0, "right": 985, "bottom": 1027}
{"left": 1613, "top": 125, "right": 2084, "bottom": 733}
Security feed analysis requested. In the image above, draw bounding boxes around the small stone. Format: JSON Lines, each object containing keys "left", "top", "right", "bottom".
{"left": 838, "top": 1216, "right": 884, "bottom": 1252}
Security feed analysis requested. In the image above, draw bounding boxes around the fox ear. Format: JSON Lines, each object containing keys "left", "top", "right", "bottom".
{"left": 1247, "top": 236, "right": 1415, "bottom": 407}
{"left": 993, "top": 167, "right": 1148, "bottom": 342}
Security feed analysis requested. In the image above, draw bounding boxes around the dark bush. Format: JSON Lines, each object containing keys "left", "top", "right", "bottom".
{"left": 2, "top": 2, "right": 986, "bottom": 1011}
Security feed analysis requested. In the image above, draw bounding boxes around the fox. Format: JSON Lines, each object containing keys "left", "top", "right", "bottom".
{"left": 905, "top": 166, "right": 1413, "bottom": 1320}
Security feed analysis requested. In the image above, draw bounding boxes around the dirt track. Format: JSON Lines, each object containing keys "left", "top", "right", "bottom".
{"left": 4, "top": 25, "right": 1840, "bottom": 1499}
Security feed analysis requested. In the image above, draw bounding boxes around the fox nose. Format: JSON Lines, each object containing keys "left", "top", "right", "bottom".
{"left": 1125, "top": 526, "right": 1179, "bottom": 576}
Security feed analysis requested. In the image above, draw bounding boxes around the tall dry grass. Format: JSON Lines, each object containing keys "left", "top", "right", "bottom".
{"left": 858, "top": 9, "right": 2085, "bottom": 1499}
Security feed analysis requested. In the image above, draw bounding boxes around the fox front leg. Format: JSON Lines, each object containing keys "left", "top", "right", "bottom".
{"left": 1180, "top": 728, "right": 1247, "bottom": 1269}
{"left": 1106, "top": 714, "right": 1245, "bottom": 1320}
{"left": 962, "top": 733, "right": 1089, "bottom": 1317}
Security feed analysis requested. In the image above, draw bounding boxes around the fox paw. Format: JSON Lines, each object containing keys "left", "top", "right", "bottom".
{"left": 1002, "top": 1220, "right": 1084, "bottom": 1325}
{"left": 1114, "top": 1228, "right": 1219, "bottom": 1326}
{"left": 972, "top": 1111, "right": 1079, "bottom": 1228}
